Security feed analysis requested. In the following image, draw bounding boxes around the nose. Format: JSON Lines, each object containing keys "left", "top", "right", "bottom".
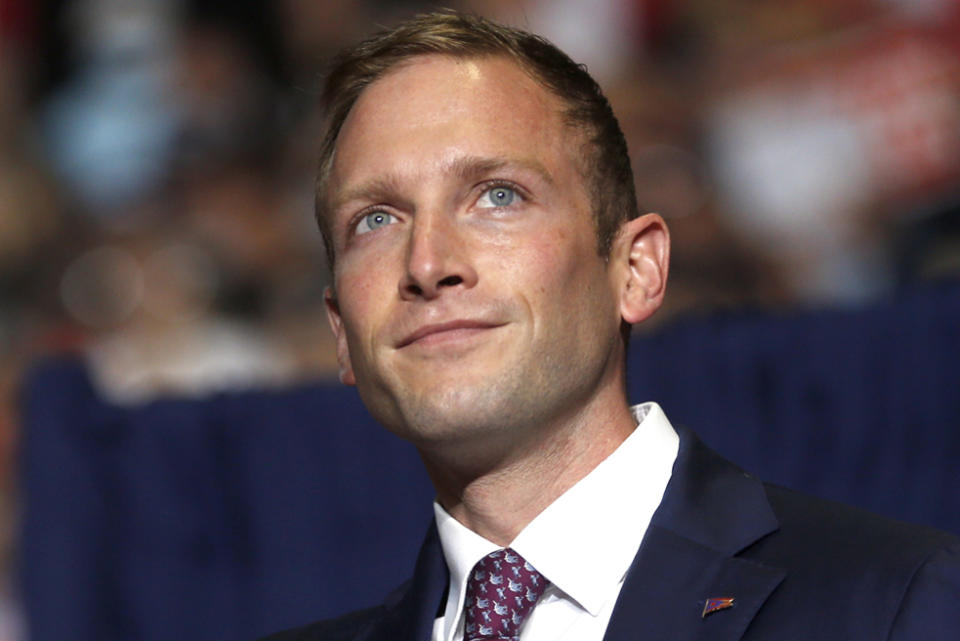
{"left": 400, "top": 212, "right": 478, "bottom": 300}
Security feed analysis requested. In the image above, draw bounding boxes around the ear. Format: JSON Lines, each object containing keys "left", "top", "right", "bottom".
{"left": 324, "top": 286, "right": 357, "bottom": 386}
{"left": 611, "top": 213, "right": 670, "bottom": 325}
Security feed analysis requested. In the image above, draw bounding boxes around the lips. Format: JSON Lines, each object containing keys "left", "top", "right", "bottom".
{"left": 396, "top": 319, "right": 504, "bottom": 348}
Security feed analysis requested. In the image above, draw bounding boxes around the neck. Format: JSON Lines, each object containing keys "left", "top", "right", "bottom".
{"left": 420, "top": 387, "right": 637, "bottom": 546}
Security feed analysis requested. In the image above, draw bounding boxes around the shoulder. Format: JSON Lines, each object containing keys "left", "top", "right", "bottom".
{"left": 256, "top": 605, "right": 387, "bottom": 641}
{"left": 254, "top": 573, "right": 427, "bottom": 641}
{"left": 746, "top": 483, "right": 960, "bottom": 637}
{"left": 758, "top": 482, "right": 959, "bottom": 566}
{"left": 256, "top": 521, "right": 448, "bottom": 641}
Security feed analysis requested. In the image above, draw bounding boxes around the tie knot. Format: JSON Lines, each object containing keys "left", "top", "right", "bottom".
{"left": 463, "top": 548, "right": 547, "bottom": 641}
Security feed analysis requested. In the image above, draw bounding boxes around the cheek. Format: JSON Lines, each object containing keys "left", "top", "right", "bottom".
{"left": 499, "top": 233, "right": 563, "bottom": 287}
{"left": 504, "top": 229, "right": 598, "bottom": 317}
{"left": 538, "top": 233, "right": 617, "bottom": 327}
{"left": 335, "top": 263, "right": 391, "bottom": 342}
{"left": 530, "top": 228, "right": 598, "bottom": 288}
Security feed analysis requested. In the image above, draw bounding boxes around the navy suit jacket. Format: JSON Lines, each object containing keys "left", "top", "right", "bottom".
{"left": 262, "top": 426, "right": 960, "bottom": 640}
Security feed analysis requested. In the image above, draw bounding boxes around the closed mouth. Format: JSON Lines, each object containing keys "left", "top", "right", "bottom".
{"left": 397, "top": 320, "right": 503, "bottom": 348}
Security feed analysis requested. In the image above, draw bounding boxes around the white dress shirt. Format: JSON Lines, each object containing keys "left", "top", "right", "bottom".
{"left": 431, "top": 402, "right": 679, "bottom": 641}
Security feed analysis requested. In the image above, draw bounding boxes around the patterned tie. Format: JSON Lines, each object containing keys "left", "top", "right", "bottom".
{"left": 463, "top": 548, "right": 547, "bottom": 641}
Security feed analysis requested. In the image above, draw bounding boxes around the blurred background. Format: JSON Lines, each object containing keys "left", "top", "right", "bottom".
{"left": 2, "top": 0, "right": 959, "bottom": 639}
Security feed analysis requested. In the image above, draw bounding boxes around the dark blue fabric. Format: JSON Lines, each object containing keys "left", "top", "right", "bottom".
{"left": 20, "top": 280, "right": 960, "bottom": 641}
{"left": 264, "top": 426, "right": 960, "bottom": 641}
{"left": 627, "top": 280, "right": 960, "bottom": 535}
{"left": 20, "top": 360, "right": 434, "bottom": 641}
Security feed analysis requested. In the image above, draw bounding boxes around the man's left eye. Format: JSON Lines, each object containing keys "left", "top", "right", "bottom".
{"left": 355, "top": 211, "right": 398, "bottom": 235}
{"left": 477, "top": 185, "right": 519, "bottom": 208}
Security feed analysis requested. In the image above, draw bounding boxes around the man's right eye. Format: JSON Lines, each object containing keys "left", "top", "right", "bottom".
{"left": 355, "top": 211, "right": 398, "bottom": 235}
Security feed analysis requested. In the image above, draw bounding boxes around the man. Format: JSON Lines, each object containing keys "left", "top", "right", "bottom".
{"left": 263, "top": 11, "right": 959, "bottom": 641}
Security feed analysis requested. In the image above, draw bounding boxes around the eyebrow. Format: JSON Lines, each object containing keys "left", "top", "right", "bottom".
{"left": 447, "top": 155, "right": 555, "bottom": 187}
{"left": 329, "top": 173, "right": 407, "bottom": 215}
{"left": 329, "top": 155, "right": 555, "bottom": 215}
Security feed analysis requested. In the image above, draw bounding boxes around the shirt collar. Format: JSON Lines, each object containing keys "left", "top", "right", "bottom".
{"left": 434, "top": 402, "right": 678, "bottom": 637}
{"left": 435, "top": 500, "right": 499, "bottom": 641}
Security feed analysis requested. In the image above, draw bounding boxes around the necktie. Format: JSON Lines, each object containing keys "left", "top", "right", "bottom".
{"left": 463, "top": 548, "right": 547, "bottom": 641}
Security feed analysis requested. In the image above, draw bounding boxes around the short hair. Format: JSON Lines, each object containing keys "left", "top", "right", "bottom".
{"left": 315, "top": 10, "right": 639, "bottom": 272}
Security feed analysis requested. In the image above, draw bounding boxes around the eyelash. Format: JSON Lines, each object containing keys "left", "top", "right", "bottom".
{"left": 476, "top": 180, "right": 526, "bottom": 207}
{"left": 349, "top": 206, "right": 395, "bottom": 236}
{"left": 346, "top": 180, "right": 527, "bottom": 236}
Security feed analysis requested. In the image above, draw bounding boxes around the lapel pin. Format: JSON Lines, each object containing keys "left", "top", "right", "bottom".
{"left": 702, "top": 597, "right": 735, "bottom": 618}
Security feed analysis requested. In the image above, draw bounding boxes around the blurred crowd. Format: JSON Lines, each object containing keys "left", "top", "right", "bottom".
{"left": 1, "top": 0, "right": 959, "bottom": 638}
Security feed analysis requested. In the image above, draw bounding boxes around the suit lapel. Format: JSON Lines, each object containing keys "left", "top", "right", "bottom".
{"left": 363, "top": 522, "right": 448, "bottom": 641}
{"left": 603, "top": 526, "right": 784, "bottom": 641}
{"left": 363, "top": 428, "right": 786, "bottom": 641}
{"left": 603, "top": 426, "right": 785, "bottom": 641}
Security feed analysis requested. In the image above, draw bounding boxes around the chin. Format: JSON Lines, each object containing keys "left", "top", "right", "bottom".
{"left": 388, "top": 378, "right": 534, "bottom": 446}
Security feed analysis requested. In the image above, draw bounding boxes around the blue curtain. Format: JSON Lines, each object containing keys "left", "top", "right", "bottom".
{"left": 20, "top": 359, "right": 434, "bottom": 641}
{"left": 627, "top": 280, "right": 960, "bottom": 534}
{"left": 20, "top": 280, "right": 960, "bottom": 641}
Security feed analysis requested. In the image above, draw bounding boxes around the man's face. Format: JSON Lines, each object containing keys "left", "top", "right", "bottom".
{"left": 325, "top": 55, "right": 628, "bottom": 454}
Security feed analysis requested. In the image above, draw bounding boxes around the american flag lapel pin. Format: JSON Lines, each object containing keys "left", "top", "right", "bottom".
{"left": 702, "top": 597, "right": 735, "bottom": 618}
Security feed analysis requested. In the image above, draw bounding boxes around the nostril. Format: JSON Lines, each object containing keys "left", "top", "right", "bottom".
{"left": 407, "top": 283, "right": 424, "bottom": 296}
{"left": 438, "top": 275, "right": 463, "bottom": 287}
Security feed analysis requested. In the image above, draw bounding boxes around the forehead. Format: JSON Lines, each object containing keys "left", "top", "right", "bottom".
{"left": 329, "top": 54, "right": 577, "bottom": 195}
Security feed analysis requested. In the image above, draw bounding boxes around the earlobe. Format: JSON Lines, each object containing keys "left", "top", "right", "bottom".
{"left": 324, "top": 287, "right": 357, "bottom": 386}
{"left": 616, "top": 213, "right": 670, "bottom": 325}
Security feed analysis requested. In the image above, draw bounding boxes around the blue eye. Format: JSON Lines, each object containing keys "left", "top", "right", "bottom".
{"left": 355, "top": 211, "right": 397, "bottom": 235}
{"left": 478, "top": 185, "right": 518, "bottom": 208}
